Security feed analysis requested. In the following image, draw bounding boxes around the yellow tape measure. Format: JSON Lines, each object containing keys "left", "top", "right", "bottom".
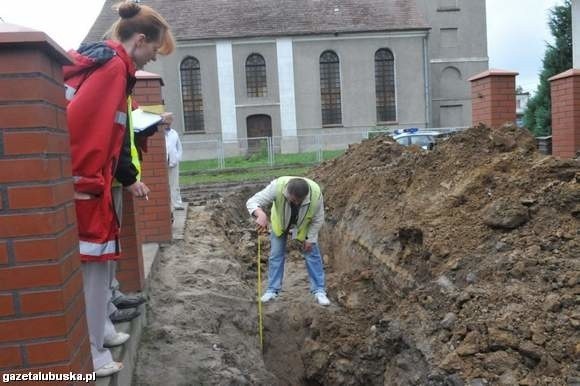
{"left": 257, "top": 235, "right": 264, "bottom": 351}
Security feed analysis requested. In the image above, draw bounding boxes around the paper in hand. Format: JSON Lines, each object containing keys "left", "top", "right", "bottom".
{"left": 132, "top": 108, "right": 162, "bottom": 132}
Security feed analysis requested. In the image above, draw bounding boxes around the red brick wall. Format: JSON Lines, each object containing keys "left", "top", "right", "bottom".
{"left": 550, "top": 69, "right": 580, "bottom": 158}
{"left": 469, "top": 69, "right": 518, "bottom": 128}
{"left": 117, "top": 191, "right": 145, "bottom": 293}
{"left": 114, "top": 73, "right": 172, "bottom": 292}
{"left": 0, "top": 26, "right": 93, "bottom": 382}
{"left": 133, "top": 74, "right": 172, "bottom": 244}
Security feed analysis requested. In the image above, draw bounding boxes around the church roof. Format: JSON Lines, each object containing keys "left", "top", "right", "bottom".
{"left": 84, "top": 0, "right": 428, "bottom": 43}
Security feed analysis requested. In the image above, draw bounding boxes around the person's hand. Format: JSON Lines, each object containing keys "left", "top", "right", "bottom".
{"left": 127, "top": 181, "right": 150, "bottom": 198}
{"left": 304, "top": 241, "right": 314, "bottom": 253}
{"left": 160, "top": 112, "right": 174, "bottom": 126}
{"left": 253, "top": 208, "right": 269, "bottom": 234}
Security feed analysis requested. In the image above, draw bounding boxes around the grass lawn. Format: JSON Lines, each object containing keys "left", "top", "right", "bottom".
{"left": 180, "top": 166, "right": 312, "bottom": 186}
{"left": 180, "top": 149, "right": 344, "bottom": 174}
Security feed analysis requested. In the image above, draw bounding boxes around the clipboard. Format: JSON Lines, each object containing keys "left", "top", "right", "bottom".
{"left": 132, "top": 108, "right": 162, "bottom": 132}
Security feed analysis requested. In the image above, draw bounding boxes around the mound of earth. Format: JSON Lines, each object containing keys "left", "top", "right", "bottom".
{"left": 306, "top": 124, "right": 580, "bottom": 385}
{"left": 135, "top": 124, "right": 578, "bottom": 386}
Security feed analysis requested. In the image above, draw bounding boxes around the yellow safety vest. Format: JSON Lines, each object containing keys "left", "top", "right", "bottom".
{"left": 270, "top": 176, "right": 321, "bottom": 241}
{"left": 113, "top": 96, "right": 141, "bottom": 186}
{"left": 127, "top": 97, "right": 141, "bottom": 179}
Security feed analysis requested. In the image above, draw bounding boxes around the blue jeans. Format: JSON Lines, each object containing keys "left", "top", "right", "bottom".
{"left": 266, "top": 232, "right": 326, "bottom": 294}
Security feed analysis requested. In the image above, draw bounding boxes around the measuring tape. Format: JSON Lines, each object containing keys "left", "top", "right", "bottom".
{"left": 257, "top": 235, "right": 264, "bottom": 351}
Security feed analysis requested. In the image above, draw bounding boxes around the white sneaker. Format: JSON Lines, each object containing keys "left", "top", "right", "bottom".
{"left": 95, "top": 361, "right": 123, "bottom": 377}
{"left": 104, "top": 332, "right": 130, "bottom": 348}
{"left": 260, "top": 291, "right": 278, "bottom": 303}
{"left": 314, "top": 292, "right": 330, "bottom": 306}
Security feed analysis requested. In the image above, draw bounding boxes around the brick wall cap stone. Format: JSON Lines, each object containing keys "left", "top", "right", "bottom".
{"left": 548, "top": 68, "right": 580, "bottom": 82}
{"left": 0, "top": 23, "right": 71, "bottom": 65}
{"left": 468, "top": 69, "right": 519, "bottom": 82}
{"left": 136, "top": 70, "right": 164, "bottom": 86}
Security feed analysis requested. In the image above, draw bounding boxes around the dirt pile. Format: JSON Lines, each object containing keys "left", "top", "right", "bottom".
{"left": 307, "top": 124, "right": 580, "bottom": 385}
{"left": 135, "top": 124, "right": 578, "bottom": 386}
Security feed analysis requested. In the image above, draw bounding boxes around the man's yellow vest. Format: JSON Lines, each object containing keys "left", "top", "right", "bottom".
{"left": 270, "top": 177, "right": 321, "bottom": 241}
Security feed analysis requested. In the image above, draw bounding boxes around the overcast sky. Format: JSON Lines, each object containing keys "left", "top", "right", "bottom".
{"left": 0, "top": 0, "right": 567, "bottom": 93}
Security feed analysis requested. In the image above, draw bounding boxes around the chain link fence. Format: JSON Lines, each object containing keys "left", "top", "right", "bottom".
{"left": 180, "top": 128, "right": 467, "bottom": 173}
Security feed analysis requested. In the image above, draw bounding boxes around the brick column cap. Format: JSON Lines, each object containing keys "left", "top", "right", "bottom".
{"left": 136, "top": 70, "right": 164, "bottom": 86}
{"left": 548, "top": 68, "right": 580, "bottom": 82}
{"left": 468, "top": 68, "right": 519, "bottom": 82}
{"left": 0, "top": 23, "right": 71, "bottom": 65}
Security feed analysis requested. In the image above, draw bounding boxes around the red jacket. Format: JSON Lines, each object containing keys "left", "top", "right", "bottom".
{"left": 63, "top": 40, "right": 136, "bottom": 262}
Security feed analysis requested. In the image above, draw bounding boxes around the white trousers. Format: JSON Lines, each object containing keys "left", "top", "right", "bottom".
{"left": 82, "top": 262, "right": 118, "bottom": 369}
{"left": 168, "top": 165, "right": 183, "bottom": 208}
{"left": 107, "top": 261, "right": 121, "bottom": 315}
{"left": 109, "top": 186, "right": 125, "bottom": 313}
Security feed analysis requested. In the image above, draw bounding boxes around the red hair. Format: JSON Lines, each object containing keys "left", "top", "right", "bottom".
{"left": 108, "top": 1, "right": 175, "bottom": 55}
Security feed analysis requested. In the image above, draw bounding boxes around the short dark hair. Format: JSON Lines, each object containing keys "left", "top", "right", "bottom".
{"left": 287, "top": 178, "right": 309, "bottom": 200}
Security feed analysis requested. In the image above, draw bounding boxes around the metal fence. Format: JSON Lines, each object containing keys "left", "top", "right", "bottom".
{"left": 180, "top": 127, "right": 467, "bottom": 173}
{"left": 180, "top": 127, "right": 552, "bottom": 174}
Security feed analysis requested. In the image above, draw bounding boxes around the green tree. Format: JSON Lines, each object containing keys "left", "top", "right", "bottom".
{"left": 524, "top": 0, "right": 572, "bottom": 136}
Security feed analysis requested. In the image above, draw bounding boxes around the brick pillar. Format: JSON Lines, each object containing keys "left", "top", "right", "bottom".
{"left": 114, "top": 71, "right": 172, "bottom": 292}
{"left": 117, "top": 190, "right": 145, "bottom": 293}
{"left": 468, "top": 69, "right": 519, "bottom": 128}
{"left": 133, "top": 71, "right": 172, "bottom": 244}
{"left": 0, "top": 24, "right": 93, "bottom": 381}
{"left": 549, "top": 69, "right": 580, "bottom": 158}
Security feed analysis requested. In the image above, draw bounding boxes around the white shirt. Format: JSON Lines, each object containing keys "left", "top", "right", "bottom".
{"left": 164, "top": 128, "right": 182, "bottom": 168}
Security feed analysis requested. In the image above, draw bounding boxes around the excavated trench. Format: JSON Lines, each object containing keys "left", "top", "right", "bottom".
{"left": 134, "top": 185, "right": 448, "bottom": 386}
{"left": 135, "top": 125, "right": 580, "bottom": 385}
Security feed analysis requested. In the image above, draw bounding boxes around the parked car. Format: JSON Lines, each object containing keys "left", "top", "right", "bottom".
{"left": 393, "top": 128, "right": 454, "bottom": 150}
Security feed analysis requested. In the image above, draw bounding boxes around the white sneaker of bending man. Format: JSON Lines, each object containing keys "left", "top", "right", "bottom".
{"left": 314, "top": 292, "right": 330, "bottom": 306}
{"left": 260, "top": 291, "right": 278, "bottom": 303}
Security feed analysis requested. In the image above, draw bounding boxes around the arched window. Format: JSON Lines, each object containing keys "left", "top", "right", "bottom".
{"left": 246, "top": 53, "right": 267, "bottom": 97}
{"left": 440, "top": 66, "right": 463, "bottom": 98}
{"left": 375, "top": 48, "right": 396, "bottom": 122}
{"left": 180, "top": 57, "right": 204, "bottom": 133}
{"left": 319, "top": 50, "right": 342, "bottom": 126}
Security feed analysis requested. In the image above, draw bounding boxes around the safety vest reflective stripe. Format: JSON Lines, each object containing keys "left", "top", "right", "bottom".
{"left": 115, "top": 111, "right": 127, "bottom": 126}
{"left": 65, "top": 84, "right": 77, "bottom": 101}
{"left": 79, "top": 239, "right": 118, "bottom": 256}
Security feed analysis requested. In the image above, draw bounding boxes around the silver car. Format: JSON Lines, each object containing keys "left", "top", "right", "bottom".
{"left": 393, "top": 128, "right": 453, "bottom": 150}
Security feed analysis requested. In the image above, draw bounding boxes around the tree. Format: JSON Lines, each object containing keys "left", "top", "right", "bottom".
{"left": 524, "top": 0, "right": 572, "bottom": 136}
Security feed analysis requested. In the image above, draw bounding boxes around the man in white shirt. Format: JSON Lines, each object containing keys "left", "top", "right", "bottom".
{"left": 164, "top": 123, "right": 184, "bottom": 210}
{"left": 246, "top": 177, "right": 330, "bottom": 306}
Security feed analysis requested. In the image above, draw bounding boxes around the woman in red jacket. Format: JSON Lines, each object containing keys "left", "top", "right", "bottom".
{"left": 63, "top": 1, "right": 174, "bottom": 377}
